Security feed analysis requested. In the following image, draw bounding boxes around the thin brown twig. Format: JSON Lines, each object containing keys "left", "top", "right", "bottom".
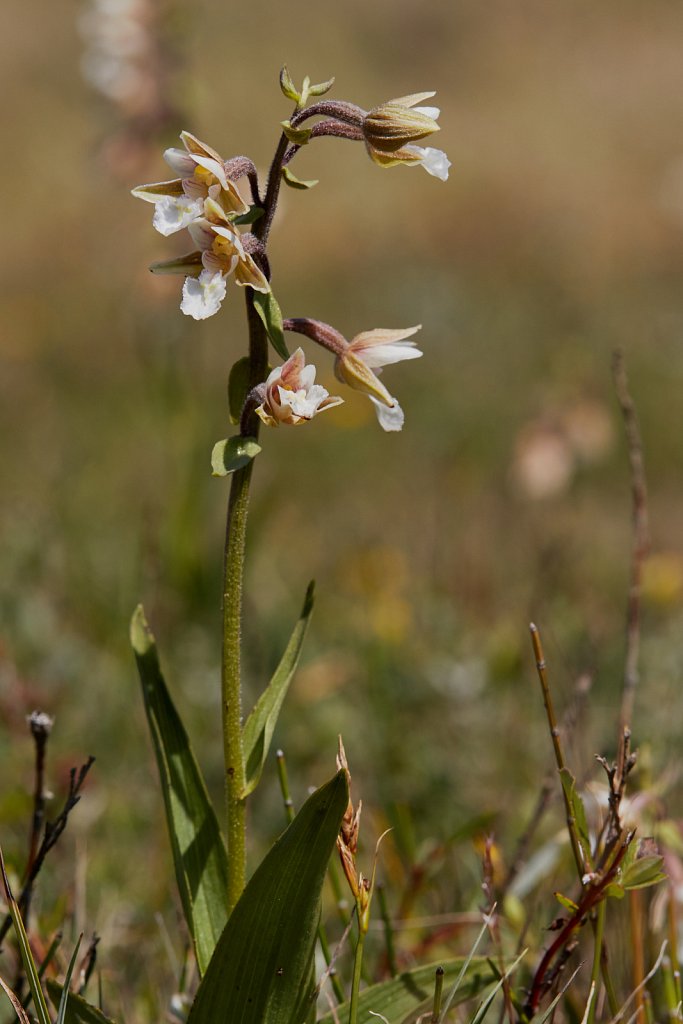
{"left": 0, "top": 757, "right": 95, "bottom": 949}
{"left": 611, "top": 350, "right": 650, "bottom": 765}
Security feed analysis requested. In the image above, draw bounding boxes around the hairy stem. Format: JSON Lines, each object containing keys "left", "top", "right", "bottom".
{"left": 222, "top": 290, "right": 269, "bottom": 913}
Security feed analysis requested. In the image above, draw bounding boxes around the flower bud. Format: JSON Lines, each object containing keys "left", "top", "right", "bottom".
{"left": 362, "top": 92, "right": 440, "bottom": 153}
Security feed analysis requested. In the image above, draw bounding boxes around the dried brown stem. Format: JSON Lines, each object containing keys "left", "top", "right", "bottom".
{"left": 611, "top": 350, "right": 650, "bottom": 772}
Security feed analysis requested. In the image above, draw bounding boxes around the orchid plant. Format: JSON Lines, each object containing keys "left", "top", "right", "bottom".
{"left": 121, "top": 68, "right": 450, "bottom": 1024}
{"left": 132, "top": 67, "right": 448, "bottom": 915}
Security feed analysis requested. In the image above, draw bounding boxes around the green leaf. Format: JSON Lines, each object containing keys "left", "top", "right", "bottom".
{"left": 242, "top": 582, "right": 315, "bottom": 798}
{"left": 469, "top": 950, "right": 527, "bottom": 1024}
{"left": 0, "top": 848, "right": 51, "bottom": 1024}
{"left": 211, "top": 437, "right": 261, "bottom": 477}
{"left": 559, "top": 768, "right": 593, "bottom": 870}
{"left": 253, "top": 290, "right": 289, "bottom": 360}
{"left": 281, "top": 167, "right": 319, "bottom": 191}
{"left": 47, "top": 984, "right": 117, "bottom": 1024}
{"left": 280, "top": 120, "right": 312, "bottom": 145}
{"left": 621, "top": 854, "right": 667, "bottom": 891}
{"left": 554, "top": 891, "right": 578, "bottom": 913}
{"left": 308, "top": 76, "right": 335, "bottom": 98}
{"left": 318, "top": 959, "right": 498, "bottom": 1024}
{"left": 56, "top": 936, "right": 82, "bottom": 1024}
{"left": 279, "top": 65, "right": 300, "bottom": 103}
{"left": 187, "top": 770, "right": 348, "bottom": 1024}
{"left": 130, "top": 607, "right": 229, "bottom": 976}
{"left": 228, "top": 357, "right": 252, "bottom": 425}
{"left": 232, "top": 206, "right": 264, "bottom": 227}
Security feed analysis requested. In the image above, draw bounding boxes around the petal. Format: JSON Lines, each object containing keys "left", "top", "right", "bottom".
{"left": 164, "top": 147, "right": 197, "bottom": 177}
{"left": 192, "top": 153, "right": 230, "bottom": 191}
{"left": 370, "top": 396, "right": 405, "bottom": 432}
{"left": 180, "top": 270, "right": 227, "bottom": 320}
{"left": 404, "top": 145, "right": 451, "bottom": 181}
{"left": 354, "top": 343, "right": 422, "bottom": 369}
{"left": 180, "top": 130, "right": 223, "bottom": 164}
{"left": 350, "top": 326, "right": 422, "bottom": 360}
{"left": 131, "top": 179, "right": 184, "bottom": 203}
{"left": 187, "top": 218, "right": 217, "bottom": 252}
{"left": 389, "top": 91, "right": 436, "bottom": 108}
{"left": 152, "top": 194, "right": 204, "bottom": 236}
{"left": 233, "top": 252, "right": 270, "bottom": 293}
{"left": 413, "top": 105, "right": 440, "bottom": 120}
{"left": 149, "top": 251, "right": 204, "bottom": 276}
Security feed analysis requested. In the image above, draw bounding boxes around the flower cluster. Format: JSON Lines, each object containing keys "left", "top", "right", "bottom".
{"left": 132, "top": 132, "right": 267, "bottom": 319}
{"left": 132, "top": 79, "right": 445, "bottom": 429}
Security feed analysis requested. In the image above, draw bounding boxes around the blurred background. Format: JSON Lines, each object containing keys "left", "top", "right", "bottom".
{"left": 2, "top": 0, "right": 683, "bottom": 1013}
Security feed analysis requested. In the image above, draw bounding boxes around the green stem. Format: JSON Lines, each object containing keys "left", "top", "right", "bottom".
{"left": 348, "top": 919, "right": 366, "bottom": 1024}
{"left": 222, "top": 291, "right": 269, "bottom": 914}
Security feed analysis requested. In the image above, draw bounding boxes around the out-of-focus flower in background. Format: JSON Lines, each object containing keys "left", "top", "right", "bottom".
{"left": 511, "top": 399, "right": 614, "bottom": 499}
{"left": 79, "top": 0, "right": 182, "bottom": 175}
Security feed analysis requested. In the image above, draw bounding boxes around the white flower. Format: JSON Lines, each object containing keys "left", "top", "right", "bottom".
{"left": 131, "top": 131, "right": 248, "bottom": 235}
{"left": 334, "top": 326, "right": 422, "bottom": 432}
{"left": 256, "top": 349, "right": 344, "bottom": 427}
{"left": 149, "top": 198, "right": 269, "bottom": 319}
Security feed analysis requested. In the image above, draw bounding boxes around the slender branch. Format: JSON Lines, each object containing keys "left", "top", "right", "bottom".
{"left": 0, "top": 757, "right": 95, "bottom": 949}
{"left": 611, "top": 350, "right": 649, "bottom": 766}
{"left": 25, "top": 713, "right": 53, "bottom": 883}
{"left": 529, "top": 624, "right": 585, "bottom": 881}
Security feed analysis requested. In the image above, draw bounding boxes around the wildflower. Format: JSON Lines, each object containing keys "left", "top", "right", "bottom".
{"left": 255, "top": 349, "right": 343, "bottom": 427}
{"left": 150, "top": 198, "right": 269, "bottom": 320}
{"left": 362, "top": 93, "right": 450, "bottom": 180}
{"left": 131, "top": 131, "right": 249, "bottom": 236}
{"left": 335, "top": 326, "right": 422, "bottom": 432}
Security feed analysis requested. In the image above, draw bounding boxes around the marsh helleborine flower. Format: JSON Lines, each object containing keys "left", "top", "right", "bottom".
{"left": 362, "top": 92, "right": 450, "bottom": 180}
{"left": 256, "top": 349, "right": 344, "bottom": 427}
{"left": 335, "top": 326, "right": 423, "bottom": 431}
{"left": 131, "top": 131, "right": 249, "bottom": 236}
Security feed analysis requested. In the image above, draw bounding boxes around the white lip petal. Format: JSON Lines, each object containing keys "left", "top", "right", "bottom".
{"left": 152, "top": 195, "right": 204, "bottom": 236}
{"left": 180, "top": 270, "right": 227, "bottom": 320}
{"left": 370, "top": 396, "right": 405, "bottom": 432}
{"left": 404, "top": 145, "right": 451, "bottom": 181}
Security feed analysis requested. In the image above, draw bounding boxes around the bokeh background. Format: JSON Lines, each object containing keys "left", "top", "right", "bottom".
{"left": 3, "top": 0, "right": 683, "bottom": 1013}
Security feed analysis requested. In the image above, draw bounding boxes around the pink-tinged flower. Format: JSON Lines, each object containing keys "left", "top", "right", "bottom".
{"left": 362, "top": 93, "right": 450, "bottom": 180}
{"left": 131, "top": 131, "right": 249, "bottom": 235}
{"left": 335, "top": 326, "right": 422, "bottom": 431}
{"left": 149, "top": 197, "right": 269, "bottom": 320}
{"left": 256, "top": 349, "right": 343, "bottom": 427}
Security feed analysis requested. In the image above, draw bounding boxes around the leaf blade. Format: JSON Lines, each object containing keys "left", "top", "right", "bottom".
{"left": 0, "top": 848, "right": 51, "bottom": 1024}
{"left": 253, "top": 290, "right": 289, "bottom": 360}
{"left": 242, "top": 582, "right": 315, "bottom": 798}
{"left": 130, "top": 606, "right": 229, "bottom": 976}
{"left": 317, "top": 958, "right": 498, "bottom": 1024}
{"left": 187, "top": 770, "right": 348, "bottom": 1024}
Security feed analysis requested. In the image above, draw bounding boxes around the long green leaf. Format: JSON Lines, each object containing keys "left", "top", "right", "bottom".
{"left": 130, "top": 606, "right": 229, "bottom": 976}
{"left": 47, "top": 983, "right": 117, "bottom": 1024}
{"left": 242, "top": 582, "right": 315, "bottom": 798}
{"left": 56, "top": 935, "right": 82, "bottom": 1024}
{"left": 187, "top": 769, "right": 348, "bottom": 1024}
{"left": 0, "top": 847, "right": 51, "bottom": 1024}
{"left": 318, "top": 958, "right": 497, "bottom": 1024}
